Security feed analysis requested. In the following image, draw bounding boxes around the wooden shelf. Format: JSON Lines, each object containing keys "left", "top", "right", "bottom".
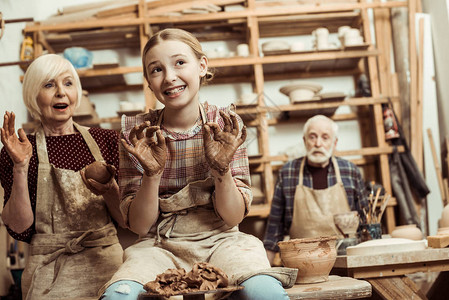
{"left": 22, "top": 0, "right": 407, "bottom": 230}
{"left": 72, "top": 49, "right": 377, "bottom": 90}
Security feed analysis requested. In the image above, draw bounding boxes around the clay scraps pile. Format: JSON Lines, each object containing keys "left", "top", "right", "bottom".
{"left": 143, "top": 262, "right": 229, "bottom": 297}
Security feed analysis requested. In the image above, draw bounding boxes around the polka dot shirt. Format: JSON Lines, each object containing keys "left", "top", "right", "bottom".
{"left": 0, "top": 127, "right": 119, "bottom": 243}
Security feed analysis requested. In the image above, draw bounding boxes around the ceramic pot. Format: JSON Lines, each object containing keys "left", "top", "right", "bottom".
{"left": 391, "top": 224, "right": 423, "bottom": 240}
{"left": 278, "top": 236, "right": 337, "bottom": 284}
{"left": 333, "top": 211, "right": 359, "bottom": 237}
{"left": 439, "top": 205, "right": 449, "bottom": 228}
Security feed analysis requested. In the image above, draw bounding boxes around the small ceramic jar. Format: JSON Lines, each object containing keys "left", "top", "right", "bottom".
{"left": 237, "top": 43, "right": 250, "bottom": 57}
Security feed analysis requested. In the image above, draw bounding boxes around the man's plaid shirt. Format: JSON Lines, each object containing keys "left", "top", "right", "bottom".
{"left": 263, "top": 156, "right": 368, "bottom": 252}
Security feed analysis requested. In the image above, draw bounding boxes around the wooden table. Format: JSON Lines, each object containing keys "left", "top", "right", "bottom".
{"left": 332, "top": 248, "right": 449, "bottom": 299}
{"left": 286, "top": 275, "right": 371, "bottom": 299}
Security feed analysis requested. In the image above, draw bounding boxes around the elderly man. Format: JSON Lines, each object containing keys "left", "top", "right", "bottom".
{"left": 263, "top": 114, "right": 368, "bottom": 264}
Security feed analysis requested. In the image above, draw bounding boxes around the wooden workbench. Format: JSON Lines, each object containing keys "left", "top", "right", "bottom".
{"left": 286, "top": 275, "right": 371, "bottom": 299}
{"left": 332, "top": 247, "right": 449, "bottom": 299}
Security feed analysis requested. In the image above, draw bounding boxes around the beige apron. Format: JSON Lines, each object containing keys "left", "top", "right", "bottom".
{"left": 100, "top": 105, "right": 297, "bottom": 298}
{"left": 21, "top": 123, "right": 123, "bottom": 300}
{"left": 289, "top": 156, "right": 351, "bottom": 239}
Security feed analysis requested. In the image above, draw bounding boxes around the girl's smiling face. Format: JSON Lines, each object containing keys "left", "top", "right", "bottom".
{"left": 36, "top": 71, "right": 78, "bottom": 127}
{"left": 144, "top": 40, "right": 208, "bottom": 110}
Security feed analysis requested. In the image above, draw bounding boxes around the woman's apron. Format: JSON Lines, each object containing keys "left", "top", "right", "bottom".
{"left": 100, "top": 105, "right": 297, "bottom": 298}
{"left": 21, "top": 123, "right": 123, "bottom": 300}
{"left": 289, "top": 157, "right": 351, "bottom": 239}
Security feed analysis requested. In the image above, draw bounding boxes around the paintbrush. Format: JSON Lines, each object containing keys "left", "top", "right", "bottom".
{"left": 372, "top": 187, "right": 382, "bottom": 222}
{"left": 377, "top": 194, "right": 391, "bottom": 222}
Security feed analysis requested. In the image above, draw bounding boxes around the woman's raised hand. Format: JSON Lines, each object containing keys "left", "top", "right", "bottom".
{"left": 203, "top": 110, "right": 247, "bottom": 176}
{"left": 121, "top": 121, "right": 166, "bottom": 177}
{"left": 0, "top": 111, "right": 32, "bottom": 168}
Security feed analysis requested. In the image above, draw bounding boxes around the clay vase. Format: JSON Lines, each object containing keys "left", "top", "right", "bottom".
{"left": 391, "top": 224, "right": 423, "bottom": 240}
{"left": 439, "top": 205, "right": 449, "bottom": 228}
{"left": 278, "top": 236, "right": 337, "bottom": 284}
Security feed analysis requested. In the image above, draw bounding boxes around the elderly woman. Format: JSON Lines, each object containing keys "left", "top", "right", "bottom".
{"left": 0, "top": 54, "right": 124, "bottom": 299}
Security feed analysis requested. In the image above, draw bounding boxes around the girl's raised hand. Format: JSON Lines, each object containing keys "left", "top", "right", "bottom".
{"left": 0, "top": 111, "right": 33, "bottom": 168}
{"left": 121, "top": 121, "right": 166, "bottom": 177}
{"left": 203, "top": 110, "right": 247, "bottom": 176}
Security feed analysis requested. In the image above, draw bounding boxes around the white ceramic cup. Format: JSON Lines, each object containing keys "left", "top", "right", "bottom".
{"left": 338, "top": 26, "right": 351, "bottom": 46}
{"left": 344, "top": 29, "right": 363, "bottom": 46}
{"left": 237, "top": 43, "right": 250, "bottom": 57}
{"left": 313, "top": 27, "right": 329, "bottom": 50}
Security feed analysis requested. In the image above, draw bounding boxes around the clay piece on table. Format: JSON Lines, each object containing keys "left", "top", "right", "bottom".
{"left": 143, "top": 262, "right": 229, "bottom": 297}
{"left": 84, "top": 161, "right": 113, "bottom": 184}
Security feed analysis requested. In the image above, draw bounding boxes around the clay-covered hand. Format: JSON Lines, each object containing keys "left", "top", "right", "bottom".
{"left": 203, "top": 110, "right": 247, "bottom": 176}
{"left": 121, "top": 121, "right": 167, "bottom": 177}
{"left": 80, "top": 161, "right": 116, "bottom": 195}
{"left": 0, "top": 111, "right": 32, "bottom": 168}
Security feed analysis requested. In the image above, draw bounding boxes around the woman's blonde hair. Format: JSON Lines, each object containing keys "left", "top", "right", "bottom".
{"left": 142, "top": 28, "right": 214, "bottom": 86}
{"left": 22, "top": 54, "right": 82, "bottom": 121}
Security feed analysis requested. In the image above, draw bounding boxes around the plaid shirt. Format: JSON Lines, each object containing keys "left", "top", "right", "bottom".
{"left": 118, "top": 102, "right": 251, "bottom": 226}
{"left": 263, "top": 156, "right": 368, "bottom": 252}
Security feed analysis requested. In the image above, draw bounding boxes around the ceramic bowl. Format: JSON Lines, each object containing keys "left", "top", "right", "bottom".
{"left": 262, "top": 40, "right": 290, "bottom": 52}
{"left": 391, "top": 224, "right": 423, "bottom": 240}
{"left": 333, "top": 211, "right": 359, "bottom": 236}
{"left": 279, "top": 82, "right": 323, "bottom": 102}
{"left": 278, "top": 236, "right": 337, "bottom": 284}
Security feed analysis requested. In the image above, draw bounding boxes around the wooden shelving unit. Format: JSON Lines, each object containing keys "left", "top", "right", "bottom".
{"left": 22, "top": 0, "right": 410, "bottom": 233}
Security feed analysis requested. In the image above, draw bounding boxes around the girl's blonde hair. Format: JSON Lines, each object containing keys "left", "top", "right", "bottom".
{"left": 142, "top": 28, "right": 214, "bottom": 86}
{"left": 22, "top": 54, "right": 82, "bottom": 121}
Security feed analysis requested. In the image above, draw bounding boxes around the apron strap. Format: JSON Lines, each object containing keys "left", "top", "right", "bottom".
{"left": 298, "top": 158, "right": 306, "bottom": 187}
{"left": 35, "top": 127, "right": 49, "bottom": 165}
{"left": 73, "top": 122, "right": 104, "bottom": 162}
{"left": 332, "top": 156, "right": 343, "bottom": 184}
{"left": 34, "top": 123, "right": 104, "bottom": 163}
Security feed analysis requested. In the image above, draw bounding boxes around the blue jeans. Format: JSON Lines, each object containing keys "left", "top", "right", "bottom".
{"left": 100, "top": 274, "right": 289, "bottom": 300}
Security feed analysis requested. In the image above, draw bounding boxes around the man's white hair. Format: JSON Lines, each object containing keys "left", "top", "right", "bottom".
{"left": 303, "top": 114, "right": 338, "bottom": 141}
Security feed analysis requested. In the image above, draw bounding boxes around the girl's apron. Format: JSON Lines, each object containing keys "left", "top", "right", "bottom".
{"left": 289, "top": 156, "right": 351, "bottom": 239}
{"left": 100, "top": 105, "right": 297, "bottom": 298}
{"left": 21, "top": 123, "right": 123, "bottom": 300}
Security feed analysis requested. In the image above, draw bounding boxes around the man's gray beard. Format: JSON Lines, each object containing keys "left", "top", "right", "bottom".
{"left": 306, "top": 146, "right": 334, "bottom": 165}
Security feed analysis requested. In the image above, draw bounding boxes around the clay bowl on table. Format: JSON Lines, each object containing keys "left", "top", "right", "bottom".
{"left": 278, "top": 236, "right": 337, "bottom": 284}
{"left": 333, "top": 211, "right": 359, "bottom": 237}
{"left": 390, "top": 224, "right": 423, "bottom": 240}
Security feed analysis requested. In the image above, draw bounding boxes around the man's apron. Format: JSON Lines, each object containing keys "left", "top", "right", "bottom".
{"left": 21, "top": 123, "right": 123, "bottom": 300}
{"left": 100, "top": 105, "right": 297, "bottom": 298}
{"left": 289, "top": 157, "right": 351, "bottom": 239}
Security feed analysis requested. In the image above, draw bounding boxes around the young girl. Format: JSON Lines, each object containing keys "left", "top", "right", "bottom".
{"left": 100, "top": 28, "right": 296, "bottom": 300}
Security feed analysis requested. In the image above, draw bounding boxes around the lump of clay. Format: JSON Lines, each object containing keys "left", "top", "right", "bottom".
{"left": 84, "top": 161, "right": 113, "bottom": 184}
{"left": 143, "top": 262, "right": 229, "bottom": 297}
